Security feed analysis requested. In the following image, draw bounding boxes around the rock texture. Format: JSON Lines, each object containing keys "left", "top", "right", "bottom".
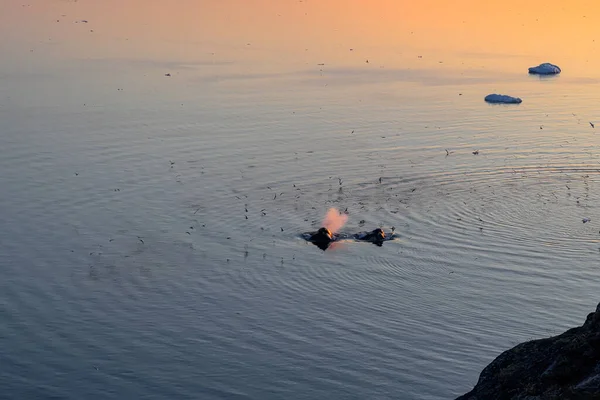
{"left": 457, "top": 303, "right": 600, "bottom": 400}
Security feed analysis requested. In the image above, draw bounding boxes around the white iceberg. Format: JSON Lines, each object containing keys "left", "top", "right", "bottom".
{"left": 528, "top": 63, "right": 561, "bottom": 75}
{"left": 484, "top": 94, "right": 522, "bottom": 104}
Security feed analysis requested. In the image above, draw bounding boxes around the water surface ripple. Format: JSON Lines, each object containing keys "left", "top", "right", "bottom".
{"left": 2, "top": 2, "right": 600, "bottom": 399}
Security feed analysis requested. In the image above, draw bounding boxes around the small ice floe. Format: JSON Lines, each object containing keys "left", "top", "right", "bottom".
{"left": 528, "top": 63, "right": 561, "bottom": 75}
{"left": 484, "top": 94, "right": 522, "bottom": 104}
{"left": 583, "top": 218, "right": 591, "bottom": 223}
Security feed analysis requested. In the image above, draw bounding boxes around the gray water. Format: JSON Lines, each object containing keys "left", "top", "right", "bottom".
{"left": 2, "top": 1, "right": 600, "bottom": 399}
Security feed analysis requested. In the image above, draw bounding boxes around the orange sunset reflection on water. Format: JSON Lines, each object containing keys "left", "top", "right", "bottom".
{"left": 2, "top": 2, "right": 600, "bottom": 399}
{"left": 1, "top": 0, "right": 599, "bottom": 78}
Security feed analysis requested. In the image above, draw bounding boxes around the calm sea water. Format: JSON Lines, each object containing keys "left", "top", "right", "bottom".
{"left": 2, "top": 1, "right": 600, "bottom": 399}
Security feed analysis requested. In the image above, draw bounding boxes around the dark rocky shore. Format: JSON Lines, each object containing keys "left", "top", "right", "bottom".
{"left": 457, "top": 303, "right": 600, "bottom": 400}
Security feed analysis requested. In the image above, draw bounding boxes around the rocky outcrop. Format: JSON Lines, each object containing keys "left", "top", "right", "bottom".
{"left": 457, "top": 303, "right": 600, "bottom": 400}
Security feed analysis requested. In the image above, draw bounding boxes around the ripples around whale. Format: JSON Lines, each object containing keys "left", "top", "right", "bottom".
{"left": 303, "top": 224, "right": 396, "bottom": 250}
{"left": 2, "top": 2, "right": 600, "bottom": 399}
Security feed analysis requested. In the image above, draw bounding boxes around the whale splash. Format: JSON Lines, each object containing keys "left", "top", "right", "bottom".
{"left": 321, "top": 208, "right": 348, "bottom": 234}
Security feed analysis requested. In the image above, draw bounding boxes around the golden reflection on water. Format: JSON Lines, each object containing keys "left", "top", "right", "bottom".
{"left": 1, "top": 3, "right": 600, "bottom": 399}
{"left": 1, "top": 0, "right": 599, "bottom": 76}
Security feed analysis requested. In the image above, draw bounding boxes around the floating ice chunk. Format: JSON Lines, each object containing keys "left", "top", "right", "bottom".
{"left": 484, "top": 94, "right": 522, "bottom": 104}
{"left": 528, "top": 63, "right": 561, "bottom": 75}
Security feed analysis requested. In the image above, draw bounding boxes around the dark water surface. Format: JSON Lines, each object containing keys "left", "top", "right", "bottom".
{"left": 2, "top": 1, "right": 600, "bottom": 399}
